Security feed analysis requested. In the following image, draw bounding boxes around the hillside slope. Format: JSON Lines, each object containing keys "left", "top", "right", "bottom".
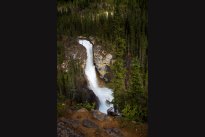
{"left": 58, "top": 108, "right": 147, "bottom": 137}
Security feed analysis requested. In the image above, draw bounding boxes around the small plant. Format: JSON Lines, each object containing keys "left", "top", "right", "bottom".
{"left": 57, "top": 102, "right": 66, "bottom": 117}
{"left": 75, "top": 102, "right": 95, "bottom": 111}
{"left": 122, "top": 104, "right": 141, "bottom": 121}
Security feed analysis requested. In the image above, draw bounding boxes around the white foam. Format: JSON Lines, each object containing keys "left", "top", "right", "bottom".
{"left": 79, "top": 39, "right": 114, "bottom": 114}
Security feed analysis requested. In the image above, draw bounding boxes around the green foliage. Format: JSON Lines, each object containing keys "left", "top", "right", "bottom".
{"left": 115, "top": 38, "right": 126, "bottom": 58}
{"left": 122, "top": 104, "right": 147, "bottom": 122}
{"left": 109, "top": 57, "right": 126, "bottom": 110}
{"left": 57, "top": 94, "right": 65, "bottom": 102}
{"left": 129, "top": 58, "right": 143, "bottom": 95}
{"left": 57, "top": 0, "right": 148, "bottom": 122}
{"left": 122, "top": 104, "right": 138, "bottom": 120}
{"left": 125, "top": 58, "right": 147, "bottom": 122}
{"left": 57, "top": 41, "right": 65, "bottom": 65}
{"left": 75, "top": 102, "right": 96, "bottom": 111}
{"left": 109, "top": 57, "right": 147, "bottom": 122}
{"left": 57, "top": 102, "right": 66, "bottom": 117}
{"left": 57, "top": 56, "right": 84, "bottom": 103}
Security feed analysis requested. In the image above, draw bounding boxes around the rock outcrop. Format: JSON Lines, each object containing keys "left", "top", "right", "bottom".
{"left": 59, "top": 36, "right": 114, "bottom": 82}
{"left": 93, "top": 45, "right": 113, "bottom": 82}
{"left": 57, "top": 108, "right": 148, "bottom": 137}
{"left": 92, "top": 109, "right": 107, "bottom": 121}
{"left": 57, "top": 119, "right": 85, "bottom": 137}
{"left": 107, "top": 107, "right": 120, "bottom": 116}
{"left": 82, "top": 119, "right": 99, "bottom": 128}
{"left": 105, "top": 128, "right": 124, "bottom": 137}
{"left": 77, "top": 108, "right": 89, "bottom": 113}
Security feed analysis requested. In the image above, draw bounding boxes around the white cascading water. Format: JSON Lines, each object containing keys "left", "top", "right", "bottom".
{"left": 78, "top": 39, "right": 114, "bottom": 114}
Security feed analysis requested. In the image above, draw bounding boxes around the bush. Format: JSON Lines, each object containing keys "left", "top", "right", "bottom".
{"left": 57, "top": 102, "right": 66, "bottom": 117}
{"left": 122, "top": 105, "right": 137, "bottom": 120}
{"left": 122, "top": 104, "right": 144, "bottom": 122}
{"left": 75, "top": 102, "right": 95, "bottom": 111}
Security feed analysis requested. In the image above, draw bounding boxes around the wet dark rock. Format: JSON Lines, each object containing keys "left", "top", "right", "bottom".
{"left": 107, "top": 107, "right": 120, "bottom": 116}
{"left": 103, "top": 65, "right": 113, "bottom": 82}
{"left": 82, "top": 119, "right": 99, "bottom": 128}
{"left": 87, "top": 89, "right": 100, "bottom": 109}
{"left": 75, "top": 83, "right": 99, "bottom": 109}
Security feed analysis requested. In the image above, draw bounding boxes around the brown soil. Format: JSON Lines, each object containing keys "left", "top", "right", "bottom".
{"left": 59, "top": 109, "right": 148, "bottom": 137}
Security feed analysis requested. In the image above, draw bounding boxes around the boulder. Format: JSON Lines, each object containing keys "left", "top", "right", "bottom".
{"left": 77, "top": 108, "right": 89, "bottom": 113}
{"left": 107, "top": 107, "right": 120, "bottom": 116}
{"left": 104, "top": 54, "right": 112, "bottom": 64}
{"left": 105, "top": 128, "right": 124, "bottom": 137}
{"left": 132, "top": 121, "right": 137, "bottom": 124}
{"left": 105, "top": 116, "right": 113, "bottom": 121}
{"left": 57, "top": 120, "right": 84, "bottom": 137}
{"left": 82, "top": 119, "right": 99, "bottom": 128}
{"left": 92, "top": 110, "right": 107, "bottom": 121}
{"left": 64, "top": 119, "right": 81, "bottom": 129}
{"left": 93, "top": 45, "right": 113, "bottom": 81}
{"left": 88, "top": 36, "right": 95, "bottom": 44}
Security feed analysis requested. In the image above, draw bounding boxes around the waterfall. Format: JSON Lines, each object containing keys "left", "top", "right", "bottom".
{"left": 78, "top": 39, "right": 114, "bottom": 114}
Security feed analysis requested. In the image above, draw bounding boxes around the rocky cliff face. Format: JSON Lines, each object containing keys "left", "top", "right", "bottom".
{"left": 59, "top": 36, "right": 87, "bottom": 72}
{"left": 57, "top": 36, "right": 113, "bottom": 108}
{"left": 59, "top": 36, "right": 114, "bottom": 82}
{"left": 93, "top": 45, "right": 113, "bottom": 82}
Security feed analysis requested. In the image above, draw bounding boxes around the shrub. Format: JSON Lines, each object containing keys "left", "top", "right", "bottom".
{"left": 75, "top": 102, "right": 95, "bottom": 111}
{"left": 57, "top": 102, "right": 66, "bottom": 117}
{"left": 122, "top": 104, "right": 136, "bottom": 120}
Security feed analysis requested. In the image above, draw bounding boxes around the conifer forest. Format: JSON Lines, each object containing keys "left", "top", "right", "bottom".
{"left": 57, "top": 0, "right": 148, "bottom": 136}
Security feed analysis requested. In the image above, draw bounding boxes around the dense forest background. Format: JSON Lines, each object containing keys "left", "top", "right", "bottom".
{"left": 57, "top": 0, "right": 148, "bottom": 123}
